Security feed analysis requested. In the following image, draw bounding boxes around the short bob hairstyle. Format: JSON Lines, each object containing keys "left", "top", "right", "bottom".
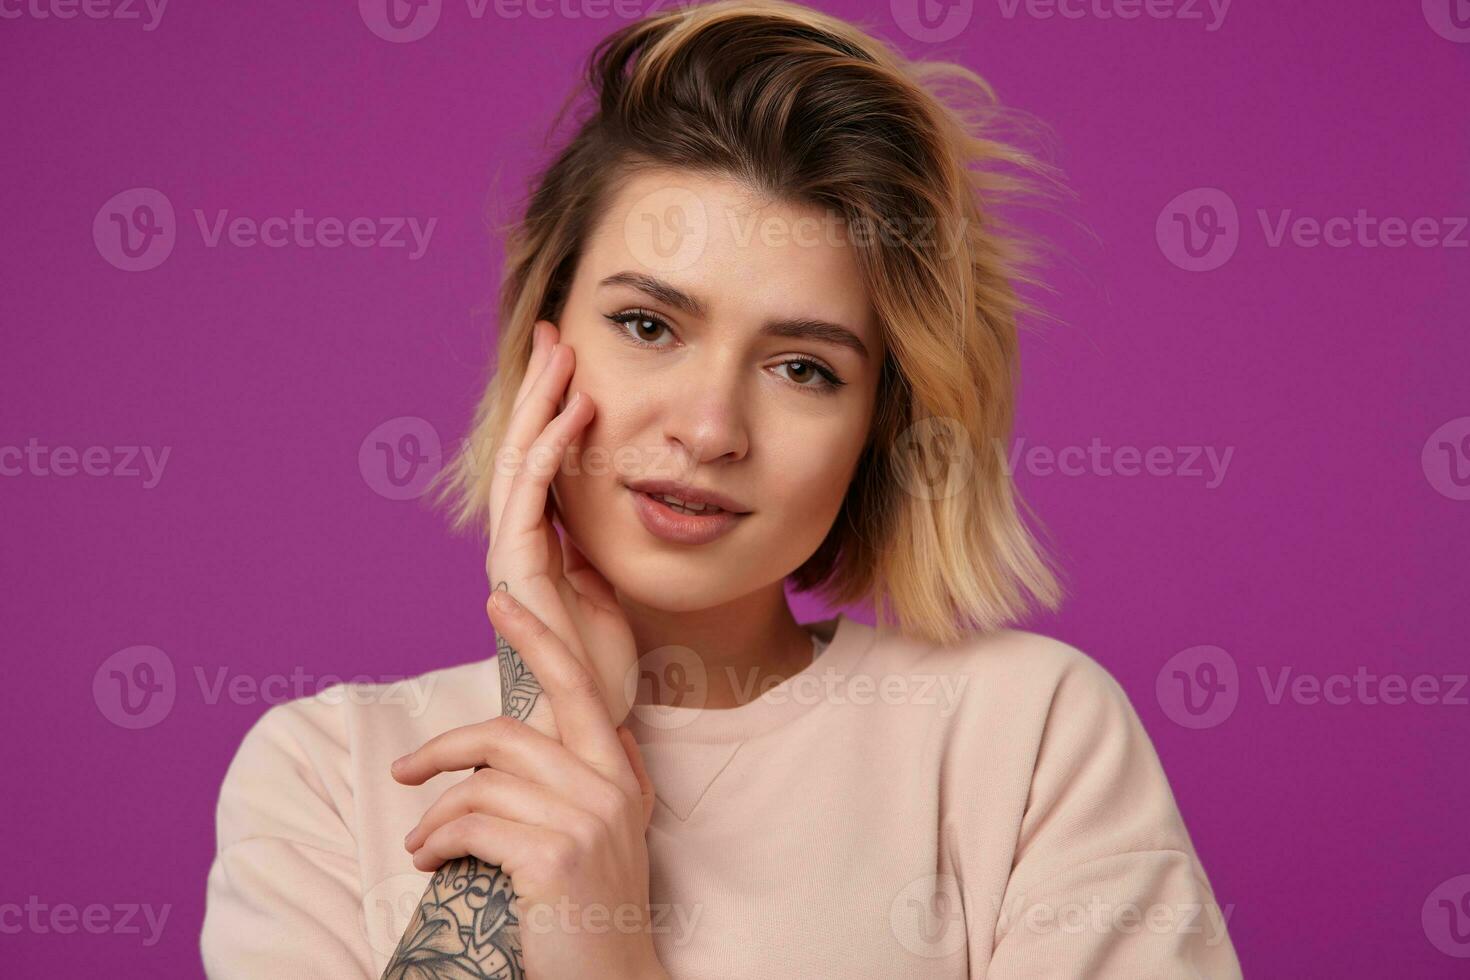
{"left": 431, "top": 0, "right": 1068, "bottom": 647}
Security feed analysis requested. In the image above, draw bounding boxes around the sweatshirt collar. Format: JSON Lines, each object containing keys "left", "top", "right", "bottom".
{"left": 623, "top": 612, "right": 877, "bottom": 747}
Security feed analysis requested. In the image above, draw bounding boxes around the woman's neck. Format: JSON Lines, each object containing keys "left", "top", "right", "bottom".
{"left": 617, "top": 581, "right": 817, "bottom": 714}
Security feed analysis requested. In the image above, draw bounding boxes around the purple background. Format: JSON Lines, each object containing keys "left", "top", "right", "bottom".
{"left": 3, "top": 0, "right": 1467, "bottom": 975}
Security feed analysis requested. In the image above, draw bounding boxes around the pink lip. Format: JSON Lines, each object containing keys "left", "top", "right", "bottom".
{"left": 624, "top": 478, "right": 750, "bottom": 514}
{"left": 629, "top": 488, "right": 747, "bottom": 545}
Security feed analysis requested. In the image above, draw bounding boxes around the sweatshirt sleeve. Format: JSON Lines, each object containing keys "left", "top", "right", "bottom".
{"left": 200, "top": 700, "right": 377, "bottom": 979}
{"left": 986, "top": 650, "right": 1242, "bottom": 979}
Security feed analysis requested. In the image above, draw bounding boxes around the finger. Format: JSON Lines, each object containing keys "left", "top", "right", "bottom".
{"left": 486, "top": 588, "right": 627, "bottom": 776}
{"left": 391, "top": 716, "right": 605, "bottom": 801}
{"left": 560, "top": 530, "right": 619, "bottom": 612}
{"left": 497, "top": 385, "right": 593, "bottom": 543}
{"left": 402, "top": 766, "right": 588, "bottom": 853}
{"left": 499, "top": 387, "right": 596, "bottom": 540}
{"left": 490, "top": 331, "right": 572, "bottom": 541}
{"left": 511, "top": 320, "right": 558, "bottom": 415}
{"left": 411, "top": 811, "right": 567, "bottom": 890}
{"left": 617, "top": 726, "right": 656, "bottom": 831}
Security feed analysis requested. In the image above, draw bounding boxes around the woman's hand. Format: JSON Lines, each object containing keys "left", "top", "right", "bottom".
{"left": 393, "top": 592, "right": 664, "bottom": 980}
{"left": 489, "top": 319, "right": 639, "bottom": 739}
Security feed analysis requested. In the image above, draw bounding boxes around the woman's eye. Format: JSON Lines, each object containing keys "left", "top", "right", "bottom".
{"left": 776, "top": 359, "right": 846, "bottom": 393}
{"left": 605, "top": 310, "right": 674, "bottom": 346}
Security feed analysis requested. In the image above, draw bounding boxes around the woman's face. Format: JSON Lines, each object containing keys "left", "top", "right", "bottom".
{"left": 548, "top": 168, "right": 884, "bottom": 613}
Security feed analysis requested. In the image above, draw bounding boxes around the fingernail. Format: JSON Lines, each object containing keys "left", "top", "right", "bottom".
{"left": 567, "top": 391, "right": 582, "bottom": 411}
{"left": 391, "top": 755, "right": 408, "bottom": 772}
{"left": 491, "top": 589, "right": 520, "bottom": 613}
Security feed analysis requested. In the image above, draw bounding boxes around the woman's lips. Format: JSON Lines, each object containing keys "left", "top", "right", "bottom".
{"left": 629, "top": 488, "right": 746, "bottom": 545}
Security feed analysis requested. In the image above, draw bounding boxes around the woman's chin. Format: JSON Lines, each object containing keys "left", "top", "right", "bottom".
{"left": 611, "top": 580, "right": 727, "bottom": 615}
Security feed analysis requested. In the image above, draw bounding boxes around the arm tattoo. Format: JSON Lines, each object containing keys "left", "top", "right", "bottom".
{"left": 380, "top": 581, "right": 541, "bottom": 979}
{"left": 381, "top": 856, "right": 523, "bottom": 979}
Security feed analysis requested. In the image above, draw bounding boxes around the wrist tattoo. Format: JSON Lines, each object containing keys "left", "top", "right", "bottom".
{"left": 381, "top": 856, "right": 524, "bottom": 979}
{"left": 380, "top": 581, "right": 541, "bottom": 979}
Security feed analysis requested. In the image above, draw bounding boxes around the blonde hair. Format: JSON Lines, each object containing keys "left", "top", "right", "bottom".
{"left": 430, "top": 0, "right": 1069, "bottom": 646}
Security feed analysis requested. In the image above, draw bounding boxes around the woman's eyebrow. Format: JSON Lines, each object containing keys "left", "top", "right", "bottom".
{"left": 597, "top": 270, "right": 870, "bottom": 360}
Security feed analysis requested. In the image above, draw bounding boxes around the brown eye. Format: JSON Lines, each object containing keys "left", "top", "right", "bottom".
{"left": 605, "top": 310, "right": 675, "bottom": 347}
{"left": 775, "top": 357, "right": 846, "bottom": 394}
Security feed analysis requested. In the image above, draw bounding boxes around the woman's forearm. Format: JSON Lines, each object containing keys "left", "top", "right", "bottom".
{"left": 379, "top": 633, "right": 546, "bottom": 978}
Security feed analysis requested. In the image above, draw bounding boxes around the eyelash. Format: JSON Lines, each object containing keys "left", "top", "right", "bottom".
{"left": 603, "top": 309, "right": 848, "bottom": 395}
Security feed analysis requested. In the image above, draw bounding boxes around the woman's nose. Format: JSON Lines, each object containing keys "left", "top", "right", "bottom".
{"left": 658, "top": 364, "right": 750, "bottom": 466}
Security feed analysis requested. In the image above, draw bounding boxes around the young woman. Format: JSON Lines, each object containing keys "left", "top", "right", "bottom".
{"left": 202, "top": 1, "right": 1241, "bottom": 977}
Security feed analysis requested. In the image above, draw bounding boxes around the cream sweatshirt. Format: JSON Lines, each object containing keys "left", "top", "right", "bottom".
{"left": 201, "top": 613, "right": 1242, "bottom": 978}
